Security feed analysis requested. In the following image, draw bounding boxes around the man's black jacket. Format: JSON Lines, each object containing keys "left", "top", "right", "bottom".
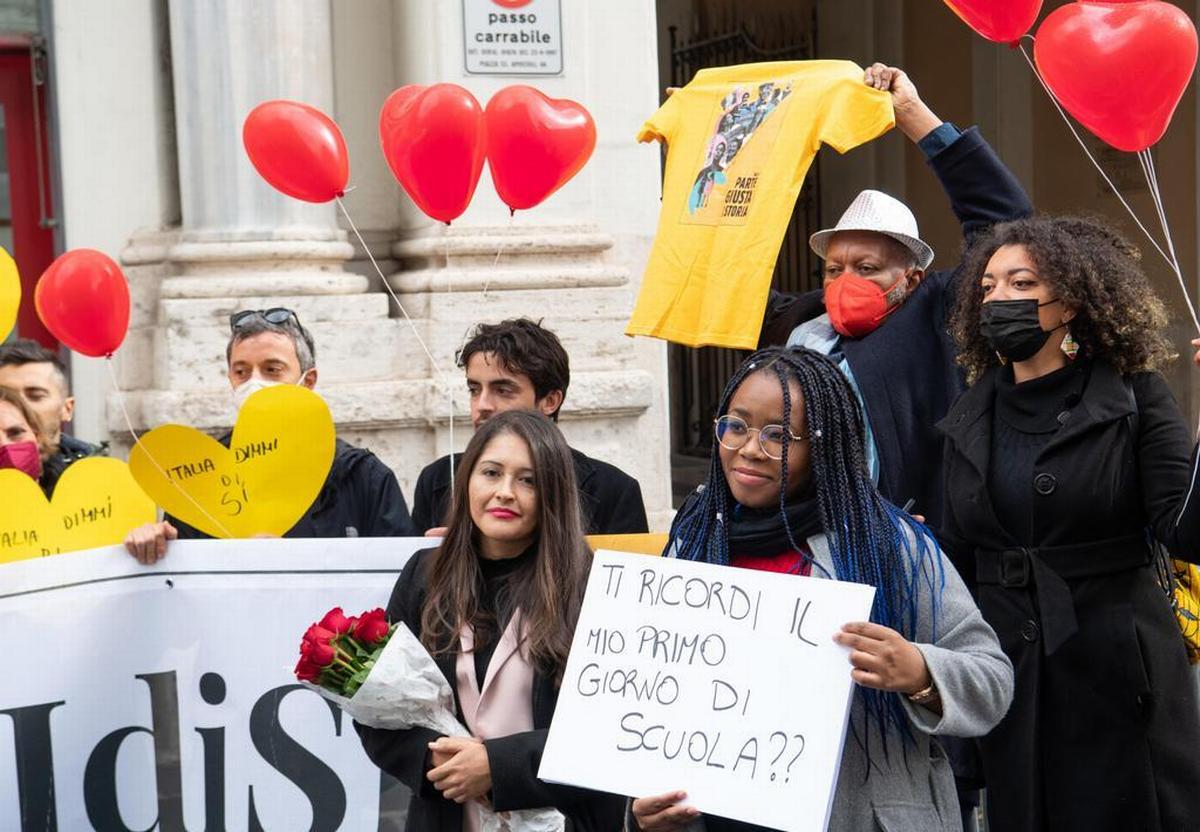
{"left": 411, "top": 447, "right": 648, "bottom": 535}
{"left": 40, "top": 434, "right": 106, "bottom": 498}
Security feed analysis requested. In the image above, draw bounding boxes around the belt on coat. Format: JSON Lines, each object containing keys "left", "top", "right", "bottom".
{"left": 975, "top": 534, "right": 1151, "bottom": 656}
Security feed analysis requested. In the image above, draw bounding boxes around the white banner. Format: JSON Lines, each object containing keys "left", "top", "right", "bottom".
{"left": 539, "top": 551, "right": 876, "bottom": 832}
{"left": 0, "top": 538, "right": 425, "bottom": 831}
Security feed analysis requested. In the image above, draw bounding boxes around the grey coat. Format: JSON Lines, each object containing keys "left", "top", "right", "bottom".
{"left": 632, "top": 528, "right": 1014, "bottom": 832}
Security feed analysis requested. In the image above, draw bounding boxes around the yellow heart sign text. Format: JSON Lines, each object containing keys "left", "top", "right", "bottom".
{"left": 0, "top": 246, "right": 19, "bottom": 342}
{"left": 128, "top": 385, "right": 336, "bottom": 538}
{"left": 0, "top": 457, "right": 156, "bottom": 563}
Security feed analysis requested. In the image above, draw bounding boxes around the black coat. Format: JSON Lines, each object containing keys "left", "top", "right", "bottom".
{"left": 759, "top": 126, "right": 1032, "bottom": 531}
{"left": 169, "top": 438, "right": 416, "bottom": 538}
{"left": 355, "top": 548, "right": 624, "bottom": 832}
{"left": 40, "top": 433, "right": 106, "bottom": 498}
{"left": 411, "top": 447, "right": 648, "bottom": 535}
{"left": 938, "top": 360, "right": 1200, "bottom": 831}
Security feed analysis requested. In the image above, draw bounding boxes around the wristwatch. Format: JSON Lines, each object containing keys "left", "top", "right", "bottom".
{"left": 907, "top": 679, "right": 939, "bottom": 705}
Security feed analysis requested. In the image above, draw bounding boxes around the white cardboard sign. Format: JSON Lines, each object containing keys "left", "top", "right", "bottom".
{"left": 539, "top": 551, "right": 876, "bottom": 832}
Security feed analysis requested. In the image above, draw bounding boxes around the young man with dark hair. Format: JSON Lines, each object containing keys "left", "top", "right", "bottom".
{"left": 411, "top": 318, "right": 648, "bottom": 535}
{"left": 0, "top": 338, "right": 106, "bottom": 494}
{"left": 124, "top": 307, "right": 416, "bottom": 562}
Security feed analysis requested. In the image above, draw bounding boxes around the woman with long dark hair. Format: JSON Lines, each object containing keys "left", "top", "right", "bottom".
{"left": 356, "top": 410, "right": 622, "bottom": 831}
{"left": 942, "top": 215, "right": 1200, "bottom": 831}
{"left": 631, "top": 347, "right": 1012, "bottom": 832}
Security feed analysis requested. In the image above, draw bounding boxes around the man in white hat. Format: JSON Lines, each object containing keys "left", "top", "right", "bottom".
{"left": 760, "top": 63, "right": 1031, "bottom": 534}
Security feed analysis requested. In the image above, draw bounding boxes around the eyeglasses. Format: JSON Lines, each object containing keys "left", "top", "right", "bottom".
{"left": 230, "top": 308, "right": 300, "bottom": 332}
{"left": 713, "top": 415, "right": 806, "bottom": 460}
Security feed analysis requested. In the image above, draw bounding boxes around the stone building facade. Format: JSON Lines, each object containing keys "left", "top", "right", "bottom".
{"left": 25, "top": 0, "right": 1200, "bottom": 526}
{"left": 46, "top": 0, "right": 673, "bottom": 529}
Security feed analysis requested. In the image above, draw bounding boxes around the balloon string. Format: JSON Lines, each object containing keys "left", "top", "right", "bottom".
{"left": 1138, "top": 151, "right": 1174, "bottom": 267}
{"left": 1017, "top": 39, "right": 1174, "bottom": 268}
{"left": 448, "top": 234, "right": 451, "bottom": 497}
{"left": 480, "top": 243, "right": 503, "bottom": 299}
{"left": 444, "top": 234, "right": 454, "bottom": 498}
{"left": 334, "top": 195, "right": 458, "bottom": 498}
{"left": 104, "top": 356, "right": 235, "bottom": 538}
{"left": 480, "top": 212, "right": 516, "bottom": 300}
{"left": 1139, "top": 149, "right": 1200, "bottom": 334}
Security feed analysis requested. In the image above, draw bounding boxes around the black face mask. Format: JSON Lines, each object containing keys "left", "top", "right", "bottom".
{"left": 980, "top": 298, "right": 1063, "bottom": 362}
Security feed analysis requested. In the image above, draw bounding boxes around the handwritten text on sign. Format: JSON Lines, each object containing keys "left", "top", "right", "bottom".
{"left": 539, "top": 551, "right": 876, "bottom": 832}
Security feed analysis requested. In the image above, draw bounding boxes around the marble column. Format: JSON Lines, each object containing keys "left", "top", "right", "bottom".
{"left": 110, "top": 0, "right": 431, "bottom": 499}
{"left": 163, "top": 0, "right": 359, "bottom": 297}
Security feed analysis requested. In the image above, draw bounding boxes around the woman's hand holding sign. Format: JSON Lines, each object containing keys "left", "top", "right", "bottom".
{"left": 834, "top": 622, "right": 938, "bottom": 709}
{"left": 631, "top": 791, "right": 701, "bottom": 830}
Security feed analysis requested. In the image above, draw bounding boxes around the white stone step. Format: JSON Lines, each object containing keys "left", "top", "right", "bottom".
{"left": 154, "top": 316, "right": 420, "bottom": 389}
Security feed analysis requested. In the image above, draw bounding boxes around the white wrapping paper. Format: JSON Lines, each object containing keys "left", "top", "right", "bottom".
{"left": 303, "top": 624, "right": 564, "bottom": 832}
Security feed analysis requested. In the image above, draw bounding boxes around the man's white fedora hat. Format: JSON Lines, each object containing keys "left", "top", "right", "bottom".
{"left": 809, "top": 189, "right": 935, "bottom": 270}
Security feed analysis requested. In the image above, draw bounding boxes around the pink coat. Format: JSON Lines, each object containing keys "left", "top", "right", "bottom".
{"left": 456, "top": 613, "right": 536, "bottom": 832}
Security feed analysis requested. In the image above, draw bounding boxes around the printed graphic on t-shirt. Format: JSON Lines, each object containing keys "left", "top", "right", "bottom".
{"left": 684, "top": 80, "right": 794, "bottom": 226}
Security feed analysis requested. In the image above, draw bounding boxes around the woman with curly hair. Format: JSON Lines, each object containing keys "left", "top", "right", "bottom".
{"left": 940, "top": 214, "right": 1200, "bottom": 831}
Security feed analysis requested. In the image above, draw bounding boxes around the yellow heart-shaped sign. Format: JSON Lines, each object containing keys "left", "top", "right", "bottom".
{"left": 0, "top": 246, "right": 19, "bottom": 341}
{"left": 128, "top": 385, "right": 336, "bottom": 538}
{"left": 0, "top": 457, "right": 156, "bottom": 563}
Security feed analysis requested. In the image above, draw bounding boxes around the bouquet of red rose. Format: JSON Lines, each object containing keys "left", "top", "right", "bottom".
{"left": 294, "top": 606, "right": 564, "bottom": 832}
{"left": 295, "top": 607, "right": 392, "bottom": 695}
{"left": 294, "top": 606, "right": 464, "bottom": 736}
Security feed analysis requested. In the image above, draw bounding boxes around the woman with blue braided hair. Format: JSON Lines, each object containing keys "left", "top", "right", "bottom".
{"left": 631, "top": 346, "right": 1012, "bottom": 832}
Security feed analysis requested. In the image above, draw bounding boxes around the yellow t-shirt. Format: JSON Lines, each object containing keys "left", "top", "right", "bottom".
{"left": 626, "top": 61, "right": 894, "bottom": 349}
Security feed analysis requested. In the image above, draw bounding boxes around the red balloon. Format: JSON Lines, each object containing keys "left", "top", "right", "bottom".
{"left": 379, "top": 84, "right": 486, "bottom": 224}
{"left": 943, "top": 0, "right": 1043, "bottom": 43}
{"left": 243, "top": 100, "right": 349, "bottom": 203}
{"left": 484, "top": 86, "right": 596, "bottom": 212}
{"left": 35, "top": 250, "right": 130, "bottom": 358}
{"left": 1035, "top": 0, "right": 1198, "bottom": 152}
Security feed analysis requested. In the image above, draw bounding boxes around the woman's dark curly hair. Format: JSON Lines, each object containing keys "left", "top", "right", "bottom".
{"left": 951, "top": 214, "right": 1175, "bottom": 383}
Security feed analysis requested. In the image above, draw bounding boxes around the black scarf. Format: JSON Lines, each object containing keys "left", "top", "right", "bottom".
{"left": 727, "top": 496, "right": 825, "bottom": 558}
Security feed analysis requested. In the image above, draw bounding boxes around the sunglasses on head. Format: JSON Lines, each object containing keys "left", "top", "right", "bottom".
{"left": 229, "top": 308, "right": 300, "bottom": 332}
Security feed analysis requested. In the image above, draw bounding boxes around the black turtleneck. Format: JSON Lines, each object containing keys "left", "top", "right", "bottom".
{"left": 473, "top": 545, "right": 534, "bottom": 689}
{"left": 988, "top": 361, "right": 1088, "bottom": 543}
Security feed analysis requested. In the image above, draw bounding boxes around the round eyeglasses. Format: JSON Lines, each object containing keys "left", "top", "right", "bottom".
{"left": 713, "top": 414, "right": 806, "bottom": 460}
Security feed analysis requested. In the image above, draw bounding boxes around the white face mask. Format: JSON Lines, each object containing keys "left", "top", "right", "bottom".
{"left": 231, "top": 378, "right": 285, "bottom": 412}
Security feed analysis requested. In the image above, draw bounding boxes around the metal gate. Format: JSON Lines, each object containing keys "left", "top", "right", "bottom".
{"left": 667, "top": 15, "right": 822, "bottom": 465}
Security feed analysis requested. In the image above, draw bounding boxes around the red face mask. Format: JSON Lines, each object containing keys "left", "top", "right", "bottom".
{"left": 0, "top": 440, "right": 42, "bottom": 480}
{"left": 824, "top": 273, "right": 907, "bottom": 338}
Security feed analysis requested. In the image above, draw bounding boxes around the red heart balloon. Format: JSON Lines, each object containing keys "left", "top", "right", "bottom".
{"left": 35, "top": 250, "right": 130, "bottom": 358}
{"left": 243, "top": 100, "right": 349, "bottom": 203}
{"left": 1035, "top": 0, "right": 1197, "bottom": 152}
{"left": 484, "top": 86, "right": 596, "bottom": 213}
{"left": 943, "top": 0, "right": 1043, "bottom": 43}
{"left": 379, "top": 84, "right": 486, "bottom": 224}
